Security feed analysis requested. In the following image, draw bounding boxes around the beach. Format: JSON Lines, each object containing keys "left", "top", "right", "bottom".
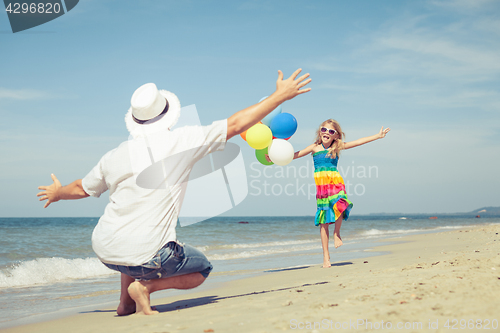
{"left": 2, "top": 223, "right": 498, "bottom": 333}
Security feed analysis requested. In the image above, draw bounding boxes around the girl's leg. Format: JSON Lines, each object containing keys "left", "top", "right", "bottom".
{"left": 333, "top": 215, "right": 343, "bottom": 248}
{"left": 320, "top": 224, "right": 331, "bottom": 268}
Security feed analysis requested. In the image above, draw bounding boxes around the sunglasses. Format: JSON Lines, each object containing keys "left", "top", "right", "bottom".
{"left": 320, "top": 127, "right": 337, "bottom": 135}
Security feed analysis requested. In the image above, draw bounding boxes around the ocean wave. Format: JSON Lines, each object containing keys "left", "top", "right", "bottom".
{"left": 358, "top": 228, "right": 425, "bottom": 237}
{"left": 0, "top": 257, "right": 118, "bottom": 288}
{"left": 356, "top": 225, "right": 467, "bottom": 238}
{"left": 435, "top": 225, "right": 467, "bottom": 230}
{"left": 198, "top": 239, "right": 317, "bottom": 252}
{"left": 207, "top": 244, "right": 320, "bottom": 260}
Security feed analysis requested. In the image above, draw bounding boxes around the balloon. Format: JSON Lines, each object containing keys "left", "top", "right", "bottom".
{"left": 246, "top": 123, "right": 272, "bottom": 150}
{"left": 270, "top": 113, "right": 297, "bottom": 139}
{"left": 255, "top": 147, "right": 274, "bottom": 166}
{"left": 268, "top": 139, "right": 294, "bottom": 166}
{"left": 272, "top": 136, "right": 291, "bottom": 140}
{"left": 240, "top": 122, "right": 262, "bottom": 141}
{"left": 259, "top": 96, "right": 283, "bottom": 127}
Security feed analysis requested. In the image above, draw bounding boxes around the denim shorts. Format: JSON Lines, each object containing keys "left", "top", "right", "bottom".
{"left": 103, "top": 242, "right": 213, "bottom": 280}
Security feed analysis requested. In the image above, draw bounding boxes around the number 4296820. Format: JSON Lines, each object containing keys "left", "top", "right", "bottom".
{"left": 444, "top": 319, "right": 498, "bottom": 330}
{"left": 5, "top": 2, "right": 62, "bottom": 14}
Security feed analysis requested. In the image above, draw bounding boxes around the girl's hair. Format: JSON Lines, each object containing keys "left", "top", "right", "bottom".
{"left": 314, "top": 119, "right": 345, "bottom": 158}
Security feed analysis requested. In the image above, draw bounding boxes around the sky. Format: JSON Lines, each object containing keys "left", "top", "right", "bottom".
{"left": 1, "top": 0, "right": 499, "bottom": 217}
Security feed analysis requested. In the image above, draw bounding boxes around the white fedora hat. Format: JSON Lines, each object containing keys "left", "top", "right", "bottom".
{"left": 125, "top": 83, "right": 181, "bottom": 137}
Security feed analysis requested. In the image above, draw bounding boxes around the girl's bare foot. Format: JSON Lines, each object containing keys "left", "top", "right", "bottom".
{"left": 333, "top": 233, "right": 343, "bottom": 248}
{"left": 127, "top": 281, "right": 159, "bottom": 315}
{"left": 322, "top": 253, "right": 331, "bottom": 268}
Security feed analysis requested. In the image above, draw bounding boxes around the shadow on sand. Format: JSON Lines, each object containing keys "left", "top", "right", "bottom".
{"left": 82, "top": 261, "right": 354, "bottom": 316}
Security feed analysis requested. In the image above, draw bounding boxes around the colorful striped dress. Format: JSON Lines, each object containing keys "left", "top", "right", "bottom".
{"left": 313, "top": 150, "right": 353, "bottom": 226}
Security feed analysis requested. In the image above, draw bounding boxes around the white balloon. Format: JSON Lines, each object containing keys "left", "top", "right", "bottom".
{"left": 268, "top": 139, "right": 294, "bottom": 166}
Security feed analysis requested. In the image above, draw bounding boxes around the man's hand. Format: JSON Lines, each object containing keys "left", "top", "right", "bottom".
{"left": 37, "top": 175, "right": 89, "bottom": 208}
{"left": 275, "top": 68, "right": 312, "bottom": 102}
{"left": 226, "top": 68, "right": 312, "bottom": 140}
{"left": 37, "top": 174, "right": 62, "bottom": 208}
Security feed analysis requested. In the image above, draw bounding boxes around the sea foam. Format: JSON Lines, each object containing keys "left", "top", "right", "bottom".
{"left": 0, "top": 257, "right": 118, "bottom": 288}
{"left": 207, "top": 244, "right": 320, "bottom": 260}
{"left": 357, "top": 225, "right": 466, "bottom": 238}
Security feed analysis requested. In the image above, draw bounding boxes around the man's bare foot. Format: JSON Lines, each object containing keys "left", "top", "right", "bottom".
{"left": 127, "top": 281, "right": 159, "bottom": 315}
{"left": 116, "top": 296, "right": 158, "bottom": 316}
{"left": 322, "top": 260, "right": 331, "bottom": 268}
{"left": 333, "top": 233, "right": 343, "bottom": 248}
{"left": 116, "top": 301, "right": 135, "bottom": 316}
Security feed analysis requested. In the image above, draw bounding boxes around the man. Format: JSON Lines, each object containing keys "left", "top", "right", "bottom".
{"left": 37, "top": 69, "right": 311, "bottom": 315}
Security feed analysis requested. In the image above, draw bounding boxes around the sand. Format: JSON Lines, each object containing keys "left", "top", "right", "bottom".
{"left": 2, "top": 224, "right": 499, "bottom": 333}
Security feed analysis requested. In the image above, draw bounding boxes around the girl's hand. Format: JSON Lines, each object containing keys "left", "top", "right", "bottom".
{"left": 265, "top": 154, "right": 272, "bottom": 163}
{"left": 37, "top": 174, "right": 61, "bottom": 208}
{"left": 378, "top": 126, "right": 391, "bottom": 139}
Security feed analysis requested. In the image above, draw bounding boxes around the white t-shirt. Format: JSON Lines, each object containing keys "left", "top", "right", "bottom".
{"left": 82, "top": 119, "right": 227, "bottom": 266}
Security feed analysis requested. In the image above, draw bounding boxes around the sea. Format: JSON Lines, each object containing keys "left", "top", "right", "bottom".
{"left": 1, "top": 214, "right": 499, "bottom": 328}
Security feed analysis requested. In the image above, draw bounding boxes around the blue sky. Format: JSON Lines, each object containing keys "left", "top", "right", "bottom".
{"left": 1, "top": 0, "right": 499, "bottom": 217}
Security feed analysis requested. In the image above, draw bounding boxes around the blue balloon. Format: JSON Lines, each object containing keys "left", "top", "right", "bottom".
{"left": 259, "top": 96, "right": 283, "bottom": 127}
{"left": 270, "top": 113, "right": 297, "bottom": 139}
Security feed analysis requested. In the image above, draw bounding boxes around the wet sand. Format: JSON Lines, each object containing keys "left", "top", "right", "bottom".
{"left": 2, "top": 224, "right": 499, "bottom": 333}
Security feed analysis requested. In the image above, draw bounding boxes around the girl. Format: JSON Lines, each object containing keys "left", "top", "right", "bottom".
{"left": 294, "top": 119, "right": 390, "bottom": 268}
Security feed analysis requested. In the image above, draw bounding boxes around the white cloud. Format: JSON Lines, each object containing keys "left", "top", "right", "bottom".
{"left": 375, "top": 35, "right": 500, "bottom": 81}
{"left": 429, "top": 0, "right": 497, "bottom": 12}
{"left": 312, "top": 19, "right": 500, "bottom": 82}
{"left": 472, "top": 17, "right": 500, "bottom": 36}
{"left": 307, "top": 1, "right": 500, "bottom": 115}
{"left": 237, "top": 0, "right": 273, "bottom": 11}
{"left": 0, "top": 88, "right": 54, "bottom": 100}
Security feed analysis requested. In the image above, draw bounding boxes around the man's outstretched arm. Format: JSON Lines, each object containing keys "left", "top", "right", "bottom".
{"left": 37, "top": 174, "right": 89, "bottom": 208}
{"left": 226, "top": 68, "right": 311, "bottom": 140}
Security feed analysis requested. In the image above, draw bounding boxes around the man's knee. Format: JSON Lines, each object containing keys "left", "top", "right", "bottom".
{"left": 199, "top": 262, "right": 213, "bottom": 279}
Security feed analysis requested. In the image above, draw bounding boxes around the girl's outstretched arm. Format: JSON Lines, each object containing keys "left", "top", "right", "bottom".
{"left": 265, "top": 143, "right": 315, "bottom": 163}
{"left": 293, "top": 143, "right": 316, "bottom": 159}
{"left": 343, "top": 126, "right": 390, "bottom": 150}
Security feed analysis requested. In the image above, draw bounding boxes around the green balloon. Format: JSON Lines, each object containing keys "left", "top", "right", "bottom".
{"left": 255, "top": 147, "right": 274, "bottom": 165}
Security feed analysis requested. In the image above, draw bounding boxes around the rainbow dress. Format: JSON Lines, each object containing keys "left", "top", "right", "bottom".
{"left": 313, "top": 150, "right": 353, "bottom": 226}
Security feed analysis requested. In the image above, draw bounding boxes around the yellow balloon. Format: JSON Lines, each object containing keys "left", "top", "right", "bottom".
{"left": 246, "top": 123, "right": 272, "bottom": 150}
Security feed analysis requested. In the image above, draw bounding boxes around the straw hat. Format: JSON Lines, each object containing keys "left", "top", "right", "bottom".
{"left": 125, "top": 83, "right": 181, "bottom": 137}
